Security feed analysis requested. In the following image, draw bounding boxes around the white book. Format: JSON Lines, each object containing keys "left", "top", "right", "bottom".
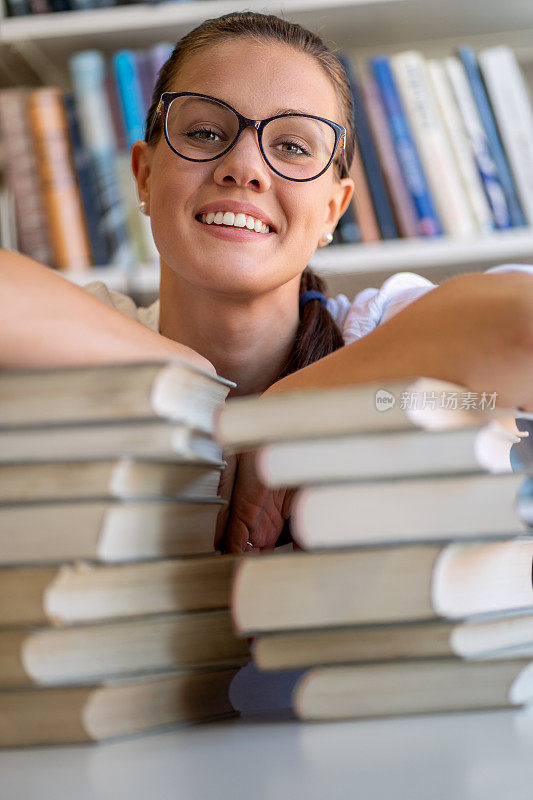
{"left": 427, "top": 59, "right": 494, "bottom": 233}
{"left": 478, "top": 45, "right": 533, "bottom": 226}
{"left": 391, "top": 51, "right": 477, "bottom": 236}
{"left": 256, "top": 422, "right": 518, "bottom": 487}
{"left": 445, "top": 56, "right": 510, "bottom": 228}
{"left": 291, "top": 472, "right": 528, "bottom": 549}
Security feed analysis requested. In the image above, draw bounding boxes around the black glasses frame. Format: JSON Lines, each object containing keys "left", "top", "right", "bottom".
{"left": 149, "top": 91, "right": 347, "bottom": 182}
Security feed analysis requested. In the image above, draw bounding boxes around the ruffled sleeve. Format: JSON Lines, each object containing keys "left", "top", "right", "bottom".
{"left": 329, "top": 264, "right": 533, "bottom": 346}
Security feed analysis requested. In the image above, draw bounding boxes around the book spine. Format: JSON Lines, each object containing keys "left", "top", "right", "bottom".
{"left": 147, "top": 42, "right": 174, "bottom": 94}
{"left": 458, "top": 46, "right": 526, "bottom": 228}
{"left": 348, "top": 137, "right": 381, "bottom": 242}
{"left": 0, "top": 89, "right": 54, "bottom": 266}
{"left": 445, "top": 56, "right": 512, "bottom": 230}
{"left": 339, "top": 54, "right": 398, "bottom": 240}
{"left": 360, "top": 74, "right": 419, "bottom": 238}
{"left": 134, "top": 48, "right": 154, "bottom": 117}
{"left": 112, "top": 49, "right": 146, "bottom": 150}
{"left": 391, "top": 51, "right": 477, "bottom": 236}
{"left": 370, "top": 55, "right": 443, "bottom": 237}
{"left": 4, "top": 0, "right": 31, "bottom": 14}
{"left": 49, "top": 0, "right": 70, "bottom": 10}
{"left": 63, "top": 92, "right": 111, "bottom": 266}
{"left": 27, "top": 88, "right": 92, "bottom": 271}
{"left": 27, "top": 0, "right": 52, "bottom": 11}
{"left": 427, "top": 59, "right": 494, "bottom": 234}
{"left": 478, "top": 46, "right": 533, "bottom": 227}
{"left": 69, "top": 50, "right": 136, "bottom": 268}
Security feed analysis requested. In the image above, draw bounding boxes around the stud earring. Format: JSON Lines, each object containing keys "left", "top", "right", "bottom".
{"left": 139, "top": 200, "right": 149, "bottom": 215}
{"left": 320, "top": 232, "right": 333, "bottom": 246}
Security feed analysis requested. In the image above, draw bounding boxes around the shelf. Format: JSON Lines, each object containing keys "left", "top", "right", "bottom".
{"left": 2, "top": 0, "right": 533, "bottom": 76}
{"left": 61, "top": 228, "right": 533, "bottom": 296}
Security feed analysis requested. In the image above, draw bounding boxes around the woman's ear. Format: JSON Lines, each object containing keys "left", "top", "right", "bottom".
{"left": 324, "top": 176, "right": 355, "bottom": 230}
{"left": 131, "top": 140, "right": 152, "bottom": 205}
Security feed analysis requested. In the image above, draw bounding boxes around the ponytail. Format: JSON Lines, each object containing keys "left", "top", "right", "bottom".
{"left": 276, "top": 267, "right": 344, "bottom": 381}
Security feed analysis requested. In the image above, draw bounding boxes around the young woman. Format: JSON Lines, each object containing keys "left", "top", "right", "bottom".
{"left": 2, "top": 12, "right": 533, "bottom": 552}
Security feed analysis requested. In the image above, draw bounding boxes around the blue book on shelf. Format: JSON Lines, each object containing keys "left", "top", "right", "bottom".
{"left": 63, "top": 93, "right": 111, "bottom": 267}
{"left": 339, "top": 54, "right": 397, "bottom": 240}
{"left": 69, "top": 50, "right": 136, "bottom": 268}
{"left": 370, "top": 55, "right": 442, "bottom": 237}
{"left": 458, "top": 46, "right": 526, "bottom": 229}
{"left": 337, "top": 201, "right": 361, "bottom": 244}
{"left": 113, "top": 50, "right": 146, "bottom": 150}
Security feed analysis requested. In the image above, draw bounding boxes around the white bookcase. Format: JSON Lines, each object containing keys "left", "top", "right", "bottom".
{"left": 1, "top": 0, "right": 533, "bottom": 299}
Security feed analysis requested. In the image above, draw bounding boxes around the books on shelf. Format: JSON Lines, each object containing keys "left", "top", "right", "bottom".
{"left": 1, "top": 40, "right": 532, "bottom": 272}
{"left": 222, "top": 379, "right": 533, "bottom": 722}
{"left": 0, "top": 361, "right": 248, "bottom": 746}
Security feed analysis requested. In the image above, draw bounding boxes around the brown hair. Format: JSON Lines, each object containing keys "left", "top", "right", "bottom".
{"left": 144, "top": 11, "right": 355, "bottom": 381}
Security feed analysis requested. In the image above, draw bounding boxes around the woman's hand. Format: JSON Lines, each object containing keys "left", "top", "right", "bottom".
{"left": 216, "top": 450, "right": 295, "bottom": 553}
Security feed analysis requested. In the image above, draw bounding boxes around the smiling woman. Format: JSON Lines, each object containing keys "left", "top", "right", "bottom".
{"left": 2, "top": 11, "right": 533, "bottom": 555}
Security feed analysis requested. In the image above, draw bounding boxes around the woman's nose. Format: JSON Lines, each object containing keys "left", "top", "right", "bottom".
{"left": 213, "top": 127, "right": 272, "bottom": 190}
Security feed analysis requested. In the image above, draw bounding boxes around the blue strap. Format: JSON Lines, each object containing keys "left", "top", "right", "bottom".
{"left": 299, "top": 290, "right": 327, "bottom": 313}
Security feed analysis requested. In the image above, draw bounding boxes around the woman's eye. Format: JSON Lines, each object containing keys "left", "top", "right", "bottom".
{"left": 186, "top": 128, "right": 222, "bottom": 141}
{"left": 277, "top": 140, "right": 311, "bottom": 156}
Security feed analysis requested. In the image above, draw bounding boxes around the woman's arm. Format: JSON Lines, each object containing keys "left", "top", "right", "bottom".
{"left": 222, "top": 269, "right": 533, "bottom": 552}
{"left": 0, "top": 250, "right": 215, "bottom": 373}
{"left": 266, "top": 270, "right": 533, "bottom": 410}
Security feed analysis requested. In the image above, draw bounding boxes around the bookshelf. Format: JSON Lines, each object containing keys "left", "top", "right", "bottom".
{"left": 1, "top": 0, "right": 533, "bottom": 294}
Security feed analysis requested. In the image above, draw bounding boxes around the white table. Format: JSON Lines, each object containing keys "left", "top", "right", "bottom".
{"left": 2, "top": 707, "right": 533, "bottom": 800}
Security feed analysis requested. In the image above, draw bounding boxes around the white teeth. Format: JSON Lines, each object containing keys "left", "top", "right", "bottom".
{"left": 199, "top": 211, "right": 271, "bottom": 233}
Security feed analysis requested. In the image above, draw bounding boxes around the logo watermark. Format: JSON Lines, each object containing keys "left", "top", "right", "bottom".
{"left": 375, "top": 389, "right": 397, "bottom": 412}
{"left": 375, "top": 389, "right": 498, "bottom": 412}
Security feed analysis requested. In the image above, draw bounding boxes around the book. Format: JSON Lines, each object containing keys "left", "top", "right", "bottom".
{"left": 0, "top": 667, "right": 238, "bottom": 746}
{"left": 216, "top": 378, "right": 510, "bottom": 450}
{"left": 0, "top": 499, "right": 223, "bottom": 565}
{"left": 0, "top": 458, "right": 223, "bottom": 504}
{"left": 63, "top": 92, "right": 111, "bottom": 266}
{"left": 69, "top": 50, "right": 136, "bottom": 268}
{"left": 445, "top": 56, "right": 512, "bottom": 230}
{"left": 0, "top": 610, "right": 249, "bottom": 687}
{"left": 0, "top": 88, "right": 54, "bottom": 266}
{"left": 0, "top": 361, "right": 234, "bottom": 432}
{"left": 478, "top": 45, "right": 533, "bottom": 227}
{"left": 253, "top": 614, "right": 533, "bottom": 671}
{"left": 0, "top": 553, "right": 237, "bottom": 626}
{"left": 339, "top": 54, "right": 398, "bottom": 240}
{"left": 426, "top": 59, "right": 494, "bottom": 234}
{"left": 231, "top": 539, "right": 533, "bottom": 634}
{"left": 391, "top": 51, "right": 477, "bottom": 236}
{"left": 370, "top": 55, "right": 442, "bottom": 237}
{"left": 347, "top": 136, "right": 381, "bottom": 242}
{"left": 27, "top": 88, "right": 92, "bottom": 271}
{"left": 0, "top": 419, "right": 223, "bottom": 463}
{"left": 292, "top": 658, "right": 533, "bottom": 720}
{"left": 291, "top": 473, "right": 528, "bottom": 549}
{"left": 458, "top": 45, "right": 526, "bottom": 229}
{"left": 255, "top": 423, "right": 517, "bottom": 487}
{"left": 360, "top": 74, "right": 419, "bottom": 238}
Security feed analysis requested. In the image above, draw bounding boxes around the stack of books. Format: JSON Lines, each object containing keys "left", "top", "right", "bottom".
{"left": 217, "top": 379, "right": 533, "bottom": 720}
{"left": 0, "top": 360, "right": 250, "bottom": 746}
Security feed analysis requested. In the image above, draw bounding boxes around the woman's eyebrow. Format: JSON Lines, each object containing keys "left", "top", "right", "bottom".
{"left": 271, "top": 106, "right": 312, "bottom": 116}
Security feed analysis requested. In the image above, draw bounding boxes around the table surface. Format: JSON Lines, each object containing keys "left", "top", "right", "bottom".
{"left": 2, "top": 706, "right": 533, "bottom": 800}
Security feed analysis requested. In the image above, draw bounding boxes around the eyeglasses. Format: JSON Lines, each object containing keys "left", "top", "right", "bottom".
{"left": 149, "top": 92, "right": 347, "bottom": 182}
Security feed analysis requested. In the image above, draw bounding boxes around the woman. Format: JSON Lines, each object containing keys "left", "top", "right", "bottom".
{"left": 2, "top": 12, "right": 533, "bottom": 552}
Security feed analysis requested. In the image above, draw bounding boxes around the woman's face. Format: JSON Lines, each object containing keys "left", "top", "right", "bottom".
{"left": 133, "top": 38, "right": 354, "bottom": 299}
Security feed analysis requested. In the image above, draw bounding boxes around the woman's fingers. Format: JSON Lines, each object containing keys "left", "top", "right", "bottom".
{"left": 215, "top": 453, "right": 238, "bottom": 550}
{"left": 222, "top": 451, "right": 290, "bottom": 553}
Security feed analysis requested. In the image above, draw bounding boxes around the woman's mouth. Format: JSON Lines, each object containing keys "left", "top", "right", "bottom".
{"left": 195, "top": 211, "right": 272, "bottom": 235}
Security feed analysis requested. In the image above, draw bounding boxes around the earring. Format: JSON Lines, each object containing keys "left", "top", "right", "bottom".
{"left": 139, "top": 200, "right": 149, "bottom": 215}
{"left": 320, "top": 232, "right": 333, "bottom": 246}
